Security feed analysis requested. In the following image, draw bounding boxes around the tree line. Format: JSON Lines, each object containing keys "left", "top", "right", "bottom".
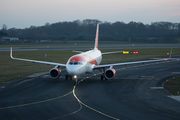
{"left": 1, "top": 19, "right": 180, "bottom": 43}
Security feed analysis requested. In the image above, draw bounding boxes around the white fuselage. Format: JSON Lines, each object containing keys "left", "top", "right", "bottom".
{"left": 66, "top": 49, "right": 102, "bottom": 76}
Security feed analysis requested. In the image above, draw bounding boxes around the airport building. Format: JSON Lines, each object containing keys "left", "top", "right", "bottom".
{"left": 2, "top": 37, "right": 19, "bottom": 41}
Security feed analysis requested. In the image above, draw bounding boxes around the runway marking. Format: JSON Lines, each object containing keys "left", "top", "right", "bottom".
{"left": 49, "top": 60, "right": 179, "bottom": 119}
{"left": 150, "top": 87, "right": 164, "bottom": 90}
{"left": 71, "top": 60, "right": 176, "bottom": 120}
{"left": 73, "top": 76, "right": 120, "bottom": 120}
{"left": 49, "top": 88, "right": 83, "bottom": 120}
{"left": 73, "top": 84, "right": 119, "bottom": 120}
{"left": 49, "top": 95, "right": 82, "bottom": 120}
{"left": 171, "top": 72, "right": 180, "bottom": 74}
{"left": 0, "top": 60, "right": 177, "bottom": 119}
{"left": 0, "top": 91, "right": 72, "bottom": 110}
{"left": 14, "top": 78, "right": 35, "bottom": 86}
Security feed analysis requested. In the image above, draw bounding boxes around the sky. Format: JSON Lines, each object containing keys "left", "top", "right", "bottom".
{"left": 0, "top": 0, "right": 180, "bottom": 29}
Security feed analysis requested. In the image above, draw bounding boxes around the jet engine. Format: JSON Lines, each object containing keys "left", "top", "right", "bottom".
{"left": 49, "top": 68, "right": 61, "bottom": 79}
{"left": 105, "top": 68, "right": 116, "bottom": 80}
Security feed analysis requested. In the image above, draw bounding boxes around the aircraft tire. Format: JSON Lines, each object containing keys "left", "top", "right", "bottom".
{"left": 101, "top": 75, "right": 104, "bottom": 81}
{"left": 65, "top": 74, "right": 68, "bottom": 80}
{"left": 70, "top": 76, "right": 72, "bottom": 80}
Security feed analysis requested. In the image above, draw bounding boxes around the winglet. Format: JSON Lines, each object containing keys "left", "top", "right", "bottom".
{"left": 94, "top": 24, "right": 99, "bottom": 50}
{"left": 169, "top": 48, "right": 172, "bottom": 58}
{"left": 10, "top": 47, "right": 14, "bottom": 59}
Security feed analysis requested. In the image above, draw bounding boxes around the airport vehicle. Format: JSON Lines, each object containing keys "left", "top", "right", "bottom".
{"left": 10, "top": 24, "right": 171, "bottom": 85}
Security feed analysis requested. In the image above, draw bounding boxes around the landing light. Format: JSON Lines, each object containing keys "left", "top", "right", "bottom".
{"left": 74, "top": 75, "right": 77, "bottom": 79}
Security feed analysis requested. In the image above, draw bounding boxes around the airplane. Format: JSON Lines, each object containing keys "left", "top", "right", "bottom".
{"left": 10, "top": 24, "right": 172, "bottom": 85}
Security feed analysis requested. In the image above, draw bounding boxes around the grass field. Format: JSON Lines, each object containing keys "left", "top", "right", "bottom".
{"left": 0, "top": 48, "right": 180, "bottom": 83}
{"left": 163, "top": 76, "right": 180, "bottom": 95}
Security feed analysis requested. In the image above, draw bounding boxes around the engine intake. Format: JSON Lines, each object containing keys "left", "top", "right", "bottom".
{"left": 105, "top": 68, "right": 116, "bottom": 80}
{"left": 49, "top": 68, "right": 61, "bottom": 79}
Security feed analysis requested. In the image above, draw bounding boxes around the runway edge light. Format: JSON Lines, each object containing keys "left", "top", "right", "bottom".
{"left": 131, "top": 51, "right": 139, "bottom": 54}
{"left": 123, "top": 51, "right": 129, "bottom": 54}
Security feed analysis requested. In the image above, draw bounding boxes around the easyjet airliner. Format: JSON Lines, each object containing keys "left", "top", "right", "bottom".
{"left": 10, "top": 24, "right": 172, "bottom": 85}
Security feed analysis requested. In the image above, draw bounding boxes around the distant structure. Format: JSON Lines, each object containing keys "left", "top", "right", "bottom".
{"left": 2, "top": 37, "right": 19, "bottom": 41}
{"left": 39, "top": 40, "right": 51, "bottom": 43}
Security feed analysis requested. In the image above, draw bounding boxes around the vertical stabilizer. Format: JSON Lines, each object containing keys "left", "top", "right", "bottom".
{"left": 94, "top": 24, "right": 99, "bottom": 50}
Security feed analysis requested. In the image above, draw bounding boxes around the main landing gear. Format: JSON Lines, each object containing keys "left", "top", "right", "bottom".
{"left": 99, "top": 68, "right": 107, "bottom": 81}
{"left": 101, "top": 74, "right": 107, "bottom": 81}
{"left": 65, "top": 74, "right": 72, "bottom": 80}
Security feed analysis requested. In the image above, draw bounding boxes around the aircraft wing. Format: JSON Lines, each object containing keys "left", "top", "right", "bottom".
{"left": 94, "top": 48, "right": 173, "bottom": 69}
{"left": 10, "top": 47, "right": 66, "bottom": 67}
{"left": 102, "top": 51, "right": 124, "bottom": 55}
{"left": 72, "top": 50, "right": 84, "bottom": 53}
{"left": 93, "top": 58, "right": 170, "bottom": 70}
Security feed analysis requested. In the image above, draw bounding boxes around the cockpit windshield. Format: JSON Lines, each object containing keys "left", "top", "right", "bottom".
{"left": 69, "top": 62, "right": 83, "bottom": 65}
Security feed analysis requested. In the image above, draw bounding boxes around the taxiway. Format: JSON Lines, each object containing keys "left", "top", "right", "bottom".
{"left": 0, "top": 58, "right": 180, "bottom": 120}
{"left": 0, "top": 44, "right": 180, "bottom": 51}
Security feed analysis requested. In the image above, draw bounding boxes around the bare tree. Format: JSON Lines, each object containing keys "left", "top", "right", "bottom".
{"left": 2, "top": 24, "right": 7, "bottom": 31}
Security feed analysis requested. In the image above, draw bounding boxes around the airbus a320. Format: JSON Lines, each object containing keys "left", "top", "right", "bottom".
{"left": 10, "top": 24, "right": 171, "bottom": 85}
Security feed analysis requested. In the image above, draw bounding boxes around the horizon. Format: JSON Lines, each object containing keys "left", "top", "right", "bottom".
{"left": 3, "top": 19, "right": 180, "bottom": 30}
{"left": 1, "top": 0, "right": 180, "bottom": 29}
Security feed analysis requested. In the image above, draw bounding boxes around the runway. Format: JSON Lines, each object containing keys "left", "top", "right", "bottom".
{"left": 0, "top": 44, "right": 180, "bottom": 51}
{"left": 0, "top": 59, "right": 180, "bottom": 120}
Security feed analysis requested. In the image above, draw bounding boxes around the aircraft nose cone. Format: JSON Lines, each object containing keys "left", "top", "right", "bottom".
{"left": 66, "top": 66, "right": 79, "bottom": 76}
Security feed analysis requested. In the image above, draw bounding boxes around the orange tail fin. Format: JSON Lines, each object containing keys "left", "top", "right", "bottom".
{"left": 94, "top": 24, "right": 99, "bottom": 50}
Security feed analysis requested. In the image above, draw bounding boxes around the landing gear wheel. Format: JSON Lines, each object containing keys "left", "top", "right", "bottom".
{"left": 101, "top": 75, "right": 104, "bottom": 81}
{"left": 65, "top": 74, "right": 68, "bottom": 80}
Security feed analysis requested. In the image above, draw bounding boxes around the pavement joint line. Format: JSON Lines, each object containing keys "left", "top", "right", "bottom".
{"left": 0, "top": 91, "right": 72, "bottom": 110}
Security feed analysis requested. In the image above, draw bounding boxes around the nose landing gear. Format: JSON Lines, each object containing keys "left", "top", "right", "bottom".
{"left": 73, "top": 75, "right": 78, "bottom": 85}
{"left": 74, "top": 78, "right": 78, "bottom": 85}
{"left": 66, "top": 74, "right": 79, "bottom": 85}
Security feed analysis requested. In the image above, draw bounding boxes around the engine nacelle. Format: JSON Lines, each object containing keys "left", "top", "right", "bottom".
{"left": 105, "top": 68, "right": 116, "bottom": 80}
{"left": 49, "top": 68, "right": 61, "bottom": 79}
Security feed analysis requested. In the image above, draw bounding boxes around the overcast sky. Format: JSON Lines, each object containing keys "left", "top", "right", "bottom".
{"left": 0, "top": 0, "right": 180, "bottom": 29}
